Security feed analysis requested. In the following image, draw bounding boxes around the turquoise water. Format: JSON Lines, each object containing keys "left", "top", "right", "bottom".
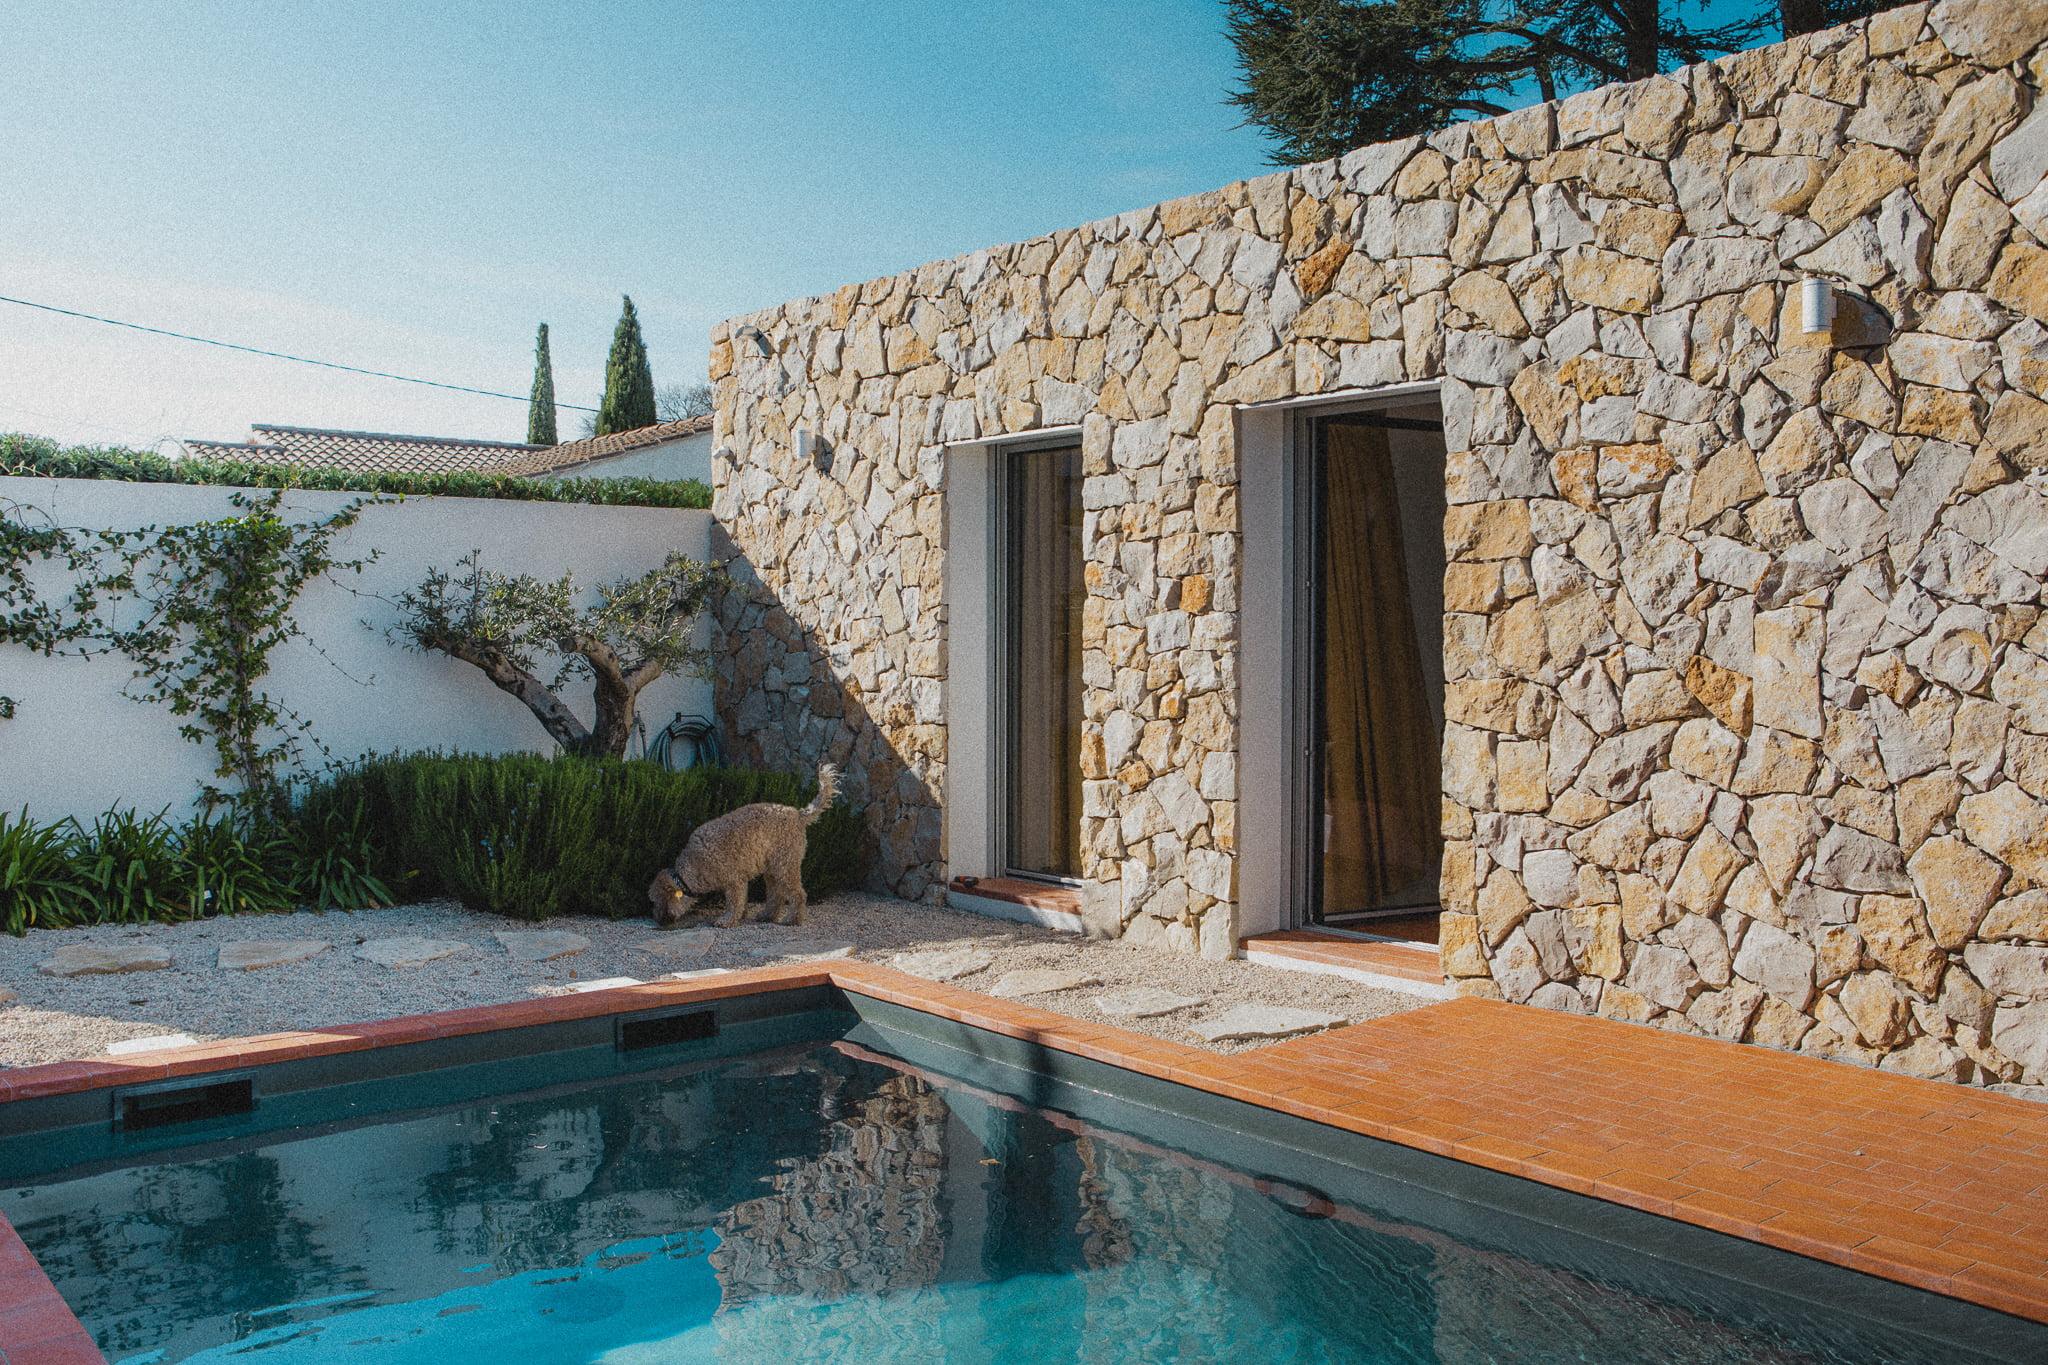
{"left": 0, "top": 1036, "right": 2011, "bottom": 1363}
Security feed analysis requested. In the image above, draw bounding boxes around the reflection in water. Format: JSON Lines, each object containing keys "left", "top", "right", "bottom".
{"left": 1, "top": 1041, "right": 1971, "bottom": 1364}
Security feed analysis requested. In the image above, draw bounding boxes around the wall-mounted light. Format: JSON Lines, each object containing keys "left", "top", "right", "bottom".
{"left": 1799, "top": 278, "right": 1835, "bottom": 336}
{"left": 733, "top": 324, "right": 773, "bottom": 358}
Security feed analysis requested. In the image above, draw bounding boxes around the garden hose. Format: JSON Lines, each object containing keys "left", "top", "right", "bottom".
{"left": 645, "top": 713, "right": 723, "bottom": 771}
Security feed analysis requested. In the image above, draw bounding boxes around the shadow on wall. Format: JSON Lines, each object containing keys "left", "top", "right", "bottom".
{"left": 710, "top": 523, "right": 944, "bottom": 904}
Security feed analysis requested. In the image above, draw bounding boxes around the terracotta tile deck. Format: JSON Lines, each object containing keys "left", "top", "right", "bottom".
{"left": 3, "top": 961, "right": 2046, "bottom": 1355}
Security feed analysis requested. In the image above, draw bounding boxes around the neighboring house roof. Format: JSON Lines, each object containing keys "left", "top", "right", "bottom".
{"left": 185, "top": 424, "right": 545, "bottom": 476}
{"left": 498, "top": 415, "right": 713, "bottom": 477}
{"left": 181, "top": 416, "right": 712, "bottom": 479}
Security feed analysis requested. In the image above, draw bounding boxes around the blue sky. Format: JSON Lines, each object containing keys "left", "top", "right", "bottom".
{"left": 2, "top": 1, "right": 1268, "bottom": 448}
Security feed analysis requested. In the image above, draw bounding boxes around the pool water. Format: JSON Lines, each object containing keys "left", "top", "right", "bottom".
{"left": 0, "top": 1025, "right": 2021, "bottom": 1363}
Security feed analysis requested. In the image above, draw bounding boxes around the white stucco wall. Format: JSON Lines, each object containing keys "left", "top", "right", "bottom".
{"left": 537, "top": 431, "right": 713, "bottom": 486}
{"left": 0, "top": 476, "right": 713, "bottom": 821}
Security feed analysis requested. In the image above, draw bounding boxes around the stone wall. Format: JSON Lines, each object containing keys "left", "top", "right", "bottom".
{"left": 713, "top": 0, "right": 2048, "bottom": 1084}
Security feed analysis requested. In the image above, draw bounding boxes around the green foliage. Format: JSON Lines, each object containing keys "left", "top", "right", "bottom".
{"left": 302, "top": 752, "right": 865, "bottom": 921}
{"left": 597, "top": 295, "right": 658, "bottom": 436}
{"left": 111, "top": 490, "right": 374, "bottom": 811}
{"left": 71, "top": 808, "right": 187, "bottom": 924}
{"left": 1, "top": 434, "right": 710, "bottom": 509}
{"left": 0, "top": 810, "right": 93, "bottom": 934}
{"left": 0, "top": 804, "right": 390, "bottom": 934}
{"left": 528, "top": 322, "right": 558, "bottom": 446}
{"left": 390, "top": 550, "right": 723, "bottom": 757}
{"left": 1223, "top": 0, "right": 1850, "bottom": 162}
{"left": 177, "top": 814, "right": 296, "bottom": 918}
{"left": 282, "top": 800, "right": 394, "bottom": 912}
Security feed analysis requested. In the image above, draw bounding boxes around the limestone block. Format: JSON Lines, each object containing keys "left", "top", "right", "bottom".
{"left": 1734, "top": 918, "right": 1817, "bottom": 1010}
{"left": 1959, "top": 783, "right": 2048, "bottom": 883}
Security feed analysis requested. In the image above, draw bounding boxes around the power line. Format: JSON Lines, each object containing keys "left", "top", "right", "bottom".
{"left": 0, "top": 292, "right": 599, "bottom": 413}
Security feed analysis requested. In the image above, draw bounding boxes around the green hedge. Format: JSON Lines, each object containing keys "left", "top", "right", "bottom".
{"left": 0, "top": 434, "right": 711, "bottom": 509}
{"left": 298, "top": 753, "right": 864, "bottom": 921}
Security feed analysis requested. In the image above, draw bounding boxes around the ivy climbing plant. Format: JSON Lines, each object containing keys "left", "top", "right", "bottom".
{"left": 0, "top": 488, "right": 373, "bottom": 811}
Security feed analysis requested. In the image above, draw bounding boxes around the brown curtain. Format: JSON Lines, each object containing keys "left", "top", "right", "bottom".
{"left": 1321, "top": 422, "right": 1443, "bottom": 912}
{"left": 1007, "top": 447, "right": 1085, "bottom": 877}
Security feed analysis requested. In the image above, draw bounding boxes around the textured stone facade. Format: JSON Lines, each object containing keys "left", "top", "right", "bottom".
{"left": 715, "top": 1, "right": 2048, "bottom": 1084}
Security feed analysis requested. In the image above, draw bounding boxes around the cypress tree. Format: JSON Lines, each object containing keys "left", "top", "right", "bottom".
{"left": 527, "top": 323, "right": 557, "bottom": 446}
{"left": 597, "top": 295, "right": 657, "bottom": 436}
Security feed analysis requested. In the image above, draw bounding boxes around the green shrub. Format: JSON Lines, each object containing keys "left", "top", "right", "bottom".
{"left": 72, "top": 808, "right": 187, "bottom": 924}
{"left": 302, "top": 752, "right": 865, "bottom": 921}
{"left": 0, "top": 810, "right": 92, "bottom": 934}
{"left": 1, "top": 434, "right": 710, "bottom": 510}
{"left": 281, "top": 801, "right": 394, "bottom": 912}
{"left": 178, "top": 815, "right": 296, "bottom": 918}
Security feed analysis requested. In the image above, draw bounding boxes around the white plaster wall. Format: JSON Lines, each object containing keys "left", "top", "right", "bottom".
{"left": 0, "top": 476, "right": 713, "bottom": 821}
{"left": 537, "top": 431, "right": 713, "bottom": 485}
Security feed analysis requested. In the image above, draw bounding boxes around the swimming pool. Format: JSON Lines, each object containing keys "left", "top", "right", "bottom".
{"left": 1, "top": 987, "right": 2040, "bottom": 1362}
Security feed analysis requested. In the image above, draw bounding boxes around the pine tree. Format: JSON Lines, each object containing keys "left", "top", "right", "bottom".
{"left": 527, "top": 323, "right": 557, "bottom": 446}
{"left": 1224, "top": 0, "right": 1884, "bottom": 164}
{"left": 597, "top": 295, "right": 657, "bottom": 436}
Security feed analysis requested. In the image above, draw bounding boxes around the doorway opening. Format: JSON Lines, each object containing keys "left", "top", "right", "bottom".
{"left": 998, "top": 438, "right": 1086, "bottom": 886}
{"left": 1294, "top": 402, "right": 1447, "bottom": 942}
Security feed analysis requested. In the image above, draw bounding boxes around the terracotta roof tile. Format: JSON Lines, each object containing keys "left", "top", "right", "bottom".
{"left": 180, "top": 418, "right": 710, "bottom": 479}
{"left": 498, "top": 416, "right": 712, "bottom": 477}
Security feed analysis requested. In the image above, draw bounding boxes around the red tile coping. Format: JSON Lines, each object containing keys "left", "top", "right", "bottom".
{"left": 947, "top": 875, "right": 1083, "bottom": 917}
{"left": 1241, "top": 928, "right": 1445, "bottom": 986}
{"left": 3, "top": 962, "right": 2046, "bottom": 1349}
{"left": 0, "top": 1216, "right": 100, "bottom": 1363}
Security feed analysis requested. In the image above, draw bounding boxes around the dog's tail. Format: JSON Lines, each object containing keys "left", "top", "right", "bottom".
{"left": 801, "top": 764, "right": 839, "bottom": 824}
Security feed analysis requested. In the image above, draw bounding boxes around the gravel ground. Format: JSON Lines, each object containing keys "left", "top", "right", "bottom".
{"left": 0, "top": 891, "right": 1427, "bottom": 1068}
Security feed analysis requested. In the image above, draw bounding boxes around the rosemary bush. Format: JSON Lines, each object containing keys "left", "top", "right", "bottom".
{"left": 301, "top": 752, "right": 864, "bottom": 920}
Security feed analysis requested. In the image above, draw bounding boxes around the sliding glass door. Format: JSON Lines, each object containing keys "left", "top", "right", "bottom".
{"left": 1305, "top": 410, "right": 1447, "bottom": 922}
{"left": 1002, "top": 443, "right": 1085, "bottom": 881}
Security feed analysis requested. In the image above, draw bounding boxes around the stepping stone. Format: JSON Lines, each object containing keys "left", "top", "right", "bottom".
{"left": 355, "top": 937, "right": 473, "bottom": 969}
{"left": 666, "top": 967, "right": 734, "bottom": 981}
{"left": 889, "top": 947, "right": 996, "bottom": 982}
{"left": 38, "top": 944, "right": 172, "bottom": 977}
{"left": 220, "top": 940, "right": 330, "bottom": 971}
{"left": 639, "top": 929, "right": 716, "bottom": 959}
{"left": 740, "top": 937, "right": 855, "bottom": 962}
{"left": 990, "top": 967, "right": 1101, "bottom": 999}
{"left": 0, "top": 986, "right": 16, "bottom": 1006}
{"left": 494, "top": 930, "right": 590, "bottom": 963}
{"left": 1191, "top": 1004, "right": 1341, "bottom": 1044}
{"left": 107, "top": 1033, "right": 196, "bottom": 1056}
{"left": 564, "top": 976, "right": 641, "bottom": 993}
{"left": 1094, "top": 986, "right": 1202, "bottom": 1018}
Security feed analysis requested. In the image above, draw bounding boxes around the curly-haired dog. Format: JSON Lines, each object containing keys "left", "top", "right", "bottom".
{"left": 648, "top": 765, "right": 838, "bottom": 929}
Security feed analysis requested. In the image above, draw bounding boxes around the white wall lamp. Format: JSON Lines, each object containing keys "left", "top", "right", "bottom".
{"left": 1799, "top": 277, "right": 1836, "bottom": 336}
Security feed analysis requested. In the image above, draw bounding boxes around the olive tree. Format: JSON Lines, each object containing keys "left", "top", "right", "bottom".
{"left": 391, "top": 551, "right": 721, "bottom": 756}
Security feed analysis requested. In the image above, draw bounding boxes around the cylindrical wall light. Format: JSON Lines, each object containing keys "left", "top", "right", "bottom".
{"left": 1800, "top": 278, "right": 1835, "bottom": 335}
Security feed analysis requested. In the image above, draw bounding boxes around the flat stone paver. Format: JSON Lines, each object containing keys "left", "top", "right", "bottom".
{"left": 563, "top": 976, "right": 641, "bottom": 993}
{"left": 990, "top": 967, "right": 1101, "bottom": 999}
{"left": 638, "top": 929, "right": 716, "bottom": 959}
{"left": 741, "top": 937, "right": 855, "bottom": 961}
{"left": 665, "top": 967, "right": 733, "bottom": 981}
{"left": 107, "top": 1033, "right": 197, "bottom": 1055}
{"left": 37, "top": 944, "right": 171, "bottom": 978}
{"left": 219, "top": 940, "right": 331, "bottom": 971}
{"left": 889, "top": 947, "right": 995, "bottom": 982}
{"left": 355, "top": 937, "right": 473, "bottom": 969}
{"left": 494, "top": 930, "right": 590, "bottom": 963}
{"left": 0, "top": 986, "right": 15, "bottom": 1006}
{"left": 1092, "top": 986, "right": 1201, "bottom": 1018}
{"left": 1192, "top": 1004, "right": 1342, "bottom": 1043}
